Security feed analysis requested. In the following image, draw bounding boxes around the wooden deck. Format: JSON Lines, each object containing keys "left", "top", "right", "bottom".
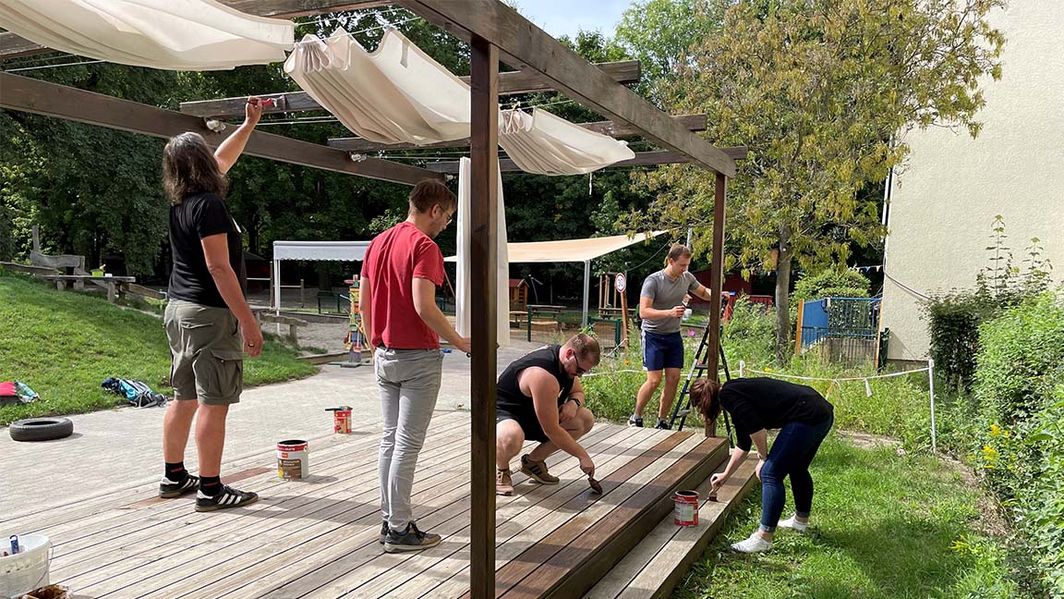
{"left": 5, "top": 412, "right": 754, "bottom": 598}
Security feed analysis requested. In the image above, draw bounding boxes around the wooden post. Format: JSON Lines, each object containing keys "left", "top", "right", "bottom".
{"left": 469, "top": 34, "right": 498, "bottom": 599}
{"left": 705, "top": 173, "right": 727, "bottom": 437}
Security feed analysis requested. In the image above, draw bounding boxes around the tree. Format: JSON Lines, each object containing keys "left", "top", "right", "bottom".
{"left": 624, "top": 0, "right": 1004, "bottom": 362}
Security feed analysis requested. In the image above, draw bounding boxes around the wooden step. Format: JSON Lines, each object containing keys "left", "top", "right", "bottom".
{"left": 486, "top": 435, "right": 730, "bottom": 598}
{"left": 584, "top": 458, "right": 758, "bottom": 599}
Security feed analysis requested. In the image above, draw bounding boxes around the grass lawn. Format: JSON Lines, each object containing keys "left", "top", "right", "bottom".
{"left": 674, "top": 435, "right": 1016, "bottom": 598}
{"left": 0, "top": 272, "right": 317, "bottom": 426}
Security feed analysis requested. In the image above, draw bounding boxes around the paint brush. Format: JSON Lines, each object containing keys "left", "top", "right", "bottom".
{"left": 588, "top": 475, "right": 603, "bottom": 494}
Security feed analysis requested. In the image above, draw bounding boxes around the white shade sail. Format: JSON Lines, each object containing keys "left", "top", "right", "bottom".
{"left": 284, "top": 29, "right": 471, "bottom": 145}
{"left": 0, "top": 0, "right": 293, "bottom": 70}
{"left": 499, "top": 108, "right": 636, "bottom": 175}
{"left": 273, "top": 240, "right": 370, "bottom": 262}
{"left": 446, "top": 232, "right": 664, "bottom": 264}
{"left": 455, "top": 157, "right": 510, "bottom": 347}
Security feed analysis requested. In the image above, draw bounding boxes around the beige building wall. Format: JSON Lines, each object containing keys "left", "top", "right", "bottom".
{"left": 880, "top": 0, "right": 1064, "bottom": 361}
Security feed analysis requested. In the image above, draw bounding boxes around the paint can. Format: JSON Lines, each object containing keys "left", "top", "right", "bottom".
{"left": 674, "top": 490, "right": 699, "bottom": 526}
{"left": 277, "top": 439, "right": 309, "bottom": 480}
{"left": 327, "top": 406, "right": 353, "bottom": 434}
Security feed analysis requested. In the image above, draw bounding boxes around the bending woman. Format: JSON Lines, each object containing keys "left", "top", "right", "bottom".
{"left": 691, "top": 376, "right": 834, "bottom": 553}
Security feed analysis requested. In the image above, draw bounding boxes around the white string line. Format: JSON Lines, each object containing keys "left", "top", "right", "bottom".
{"left": 741, "top": 363, "right": 931, "bottom": 382}
{"left": 4, "top": 59, "right": 106, "bottom": 72}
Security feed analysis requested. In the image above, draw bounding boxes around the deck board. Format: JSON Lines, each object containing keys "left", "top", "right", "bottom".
{"left": 15, "top": 411, "right": 745, "bottom": 599}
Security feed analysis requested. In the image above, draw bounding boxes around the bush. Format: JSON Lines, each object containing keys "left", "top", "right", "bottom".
{"left": 792, "top": 267, "right": 871, "bottom": 303}
{"left": 974, "top": 292, "right": 1064, "bottom": 595}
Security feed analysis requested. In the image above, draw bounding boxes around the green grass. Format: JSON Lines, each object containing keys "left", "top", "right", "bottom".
{"left": 0, "top": 272, "right": 318, "bottom": 426}
{"left": 674, "top": 435, "right": 1017, "bottom": 599}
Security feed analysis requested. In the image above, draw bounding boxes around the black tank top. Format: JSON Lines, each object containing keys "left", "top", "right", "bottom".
{"left": 496, "top": 345, "right": 574, "bottom": 412}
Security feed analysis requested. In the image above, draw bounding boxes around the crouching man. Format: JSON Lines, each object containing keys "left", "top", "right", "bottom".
{"left": 495, "top": 334, "right": 599, "bottom": 495}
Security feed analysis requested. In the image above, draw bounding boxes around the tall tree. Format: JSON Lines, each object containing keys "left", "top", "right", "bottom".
{"left": 624, "top": 0, "right": 1004, "bottom": 362}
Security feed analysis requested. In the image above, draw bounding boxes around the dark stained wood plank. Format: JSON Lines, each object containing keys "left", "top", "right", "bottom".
{"left": 0, "top": 72, "right": 440, "bottom": 186}
{"left": 469, "top": 34, "right": 499, "bottom": 599}
{"left": 423, "top": 148, "right": 749, "bottom": 175}
{"left": 327, "top": 114, "right": 707, "bottom": 153}
{"left": 459, "top": 430, "right": 694, "bottom": 599}
{"left": 178, "top": 61, "right": 642, "bottom": 118}
{"left": 705, "top": 173, "right": 727, "bottom": 436}
{"left": 526, "top": 437, "right": 728, "bottom": 599}
{"left": 397, "top": 0, "right": 737, "bottom": 177}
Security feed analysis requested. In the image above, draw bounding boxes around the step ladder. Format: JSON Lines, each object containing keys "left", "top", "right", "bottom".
{"left": 667, "top": 320, "right": 734, "bottom": 446}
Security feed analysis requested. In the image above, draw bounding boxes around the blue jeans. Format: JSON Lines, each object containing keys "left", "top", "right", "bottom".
{"left": 759, "top": 414, "right": 834, "bottom": 532}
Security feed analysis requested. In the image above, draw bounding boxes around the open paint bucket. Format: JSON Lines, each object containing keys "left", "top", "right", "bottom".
{"left": 277, "top": 439, "right": 309, "bottom": 480}
{"left": 674, "top": 490, "right": 699, "bottom": 526}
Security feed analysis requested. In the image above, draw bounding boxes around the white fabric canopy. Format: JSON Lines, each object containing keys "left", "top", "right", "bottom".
{"left": 446, "top": 232, "right": 664, "bottom": 264}
{"left": 455, "top": 158, "right": 510, "bottom": 347}
{"left": 284, "top": 29, "right": 471, "bottom": 145}
{"left": 271, "top": 241, "right": 369, "bottom": 313}
{"left": 0, "top": 0, "right": 292, "bottom": 70}
{"left": 499, "top": 108, "right": 635, "bottom": 175}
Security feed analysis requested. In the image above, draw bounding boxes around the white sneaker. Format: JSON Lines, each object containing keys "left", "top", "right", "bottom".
{"left": 730, "top": 531, "right": 772, "bottom": 553}
{"left": 778, "top": 515, "right": 809, "bottom": 532}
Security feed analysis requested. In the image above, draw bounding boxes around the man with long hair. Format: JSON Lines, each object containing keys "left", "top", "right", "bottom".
{"left": 159, "top": 98, "right": 263, "bottom": 511}
{"left": 360, "top": 179, "right": 471, "bottom": 553}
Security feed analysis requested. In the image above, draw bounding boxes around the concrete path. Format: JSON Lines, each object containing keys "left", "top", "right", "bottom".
{"left": 0, "top": 340, "right": 542, "bottom": 518}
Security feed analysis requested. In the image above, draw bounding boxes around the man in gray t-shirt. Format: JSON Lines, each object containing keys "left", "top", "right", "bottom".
{"left": 632, "top": 244, "right": 717, "bottom": 430}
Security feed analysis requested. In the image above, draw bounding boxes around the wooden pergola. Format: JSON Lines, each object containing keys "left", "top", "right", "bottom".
{"left": 0, "top": 2, "right": 739, "bottom": 596}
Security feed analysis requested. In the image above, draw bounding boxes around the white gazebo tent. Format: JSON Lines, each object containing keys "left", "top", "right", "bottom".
{"left": 271, "top": 240, "right": 370, "bottom": 313}
{"left": 448, "top": 231, "right": 664, "bottom": 327}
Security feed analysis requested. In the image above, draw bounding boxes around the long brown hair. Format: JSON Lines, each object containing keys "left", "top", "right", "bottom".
{"left": 689, "top": 378, "right": 722, "bottom": 422}
{"left": 162, "top": 132, "right": 227, "bottom": 205}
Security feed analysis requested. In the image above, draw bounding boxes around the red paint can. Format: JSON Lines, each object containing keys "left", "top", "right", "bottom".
{"left": 326, "top": 406, "right": 353, "bottom": 434}
{"left": 674, "top": 490, "right": 699, "bottom": 526}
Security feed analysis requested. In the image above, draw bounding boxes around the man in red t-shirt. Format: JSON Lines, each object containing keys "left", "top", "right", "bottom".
{"left": 359, "top": 179, "right": 470, "bottom": 553}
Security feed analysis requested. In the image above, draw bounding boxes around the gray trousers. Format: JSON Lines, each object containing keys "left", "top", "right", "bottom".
{"left": 375, "top": 347, "right": 444, "bottom": 531}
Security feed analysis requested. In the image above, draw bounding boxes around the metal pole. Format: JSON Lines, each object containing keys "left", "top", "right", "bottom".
{"left": 582, "top": 260, "right": 591, "bottom": 327}
{"left": 928, "top": 358, "right": 937, "bottom": 454}
{"left": 272, "top": 256, "right": 280, "bottom": 316}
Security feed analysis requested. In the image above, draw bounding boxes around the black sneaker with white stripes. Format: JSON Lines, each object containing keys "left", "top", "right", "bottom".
{"left": 159, "top": 474, "right": 200, "bottom": 498}
{"left": 195, "top": 485, "right": 259, "bottom": 512}
{"left": 384, "top": 522, "right": 441, "bottom": 553}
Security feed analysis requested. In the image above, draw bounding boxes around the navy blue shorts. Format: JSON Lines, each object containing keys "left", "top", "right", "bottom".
{"left": 642, "top": 330, "right": 684, "bottom": 371}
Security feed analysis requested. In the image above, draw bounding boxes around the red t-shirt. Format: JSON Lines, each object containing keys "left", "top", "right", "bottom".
{"left": 362, "top": 221, "right": 446, "bottom": 349}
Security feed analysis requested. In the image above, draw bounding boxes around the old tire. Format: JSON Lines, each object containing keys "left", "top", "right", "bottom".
{"left": 9, "top": 417, "right": 74, "bottom": 442}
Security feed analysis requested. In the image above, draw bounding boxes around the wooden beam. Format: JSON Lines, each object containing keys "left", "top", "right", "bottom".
{"left": 0, "top": 72, "right": 439, "bottom": 186}
{"left": 422, "top": 148, "right": 748, "bottom": 175}
{"left": 468, "top": 35, "right": 498, "bottom": 599}
{"left": 396, "top": 0, "right": 737, "bottom": 177}
{"left": 327, "top": 113, "right": 707, "bottom": 153}
{"left": 705, "top": 173, "right": 727, "bottom": 436}
{"left": 0, "top": 1, "right": 386, "bottom": 61}
{"left": 178, "top": 60, "right": 641, "bottom": 119}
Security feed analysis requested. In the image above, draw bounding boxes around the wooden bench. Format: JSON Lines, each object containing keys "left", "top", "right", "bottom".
{"left": 38, "top": 274, "right": 135, "bottom": 303}
{"left": 257, "top": 312, "right": 309, "bottom": 344}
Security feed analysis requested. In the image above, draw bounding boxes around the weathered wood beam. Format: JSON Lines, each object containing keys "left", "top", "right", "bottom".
{"left": 178, "top": 60, "right": 641, "bottom": 119}
{"left": 395, "top": 0, "right": 737, "bottom": 177}
{"left": 422, "top": 148, "right": 748, "bottom": 175}
{"left": 0, "top": 1, "right": 387, "bottom": 61}
{"left": 0, "top": 72, "right": 439, "bottom": 186}
{"left": 327, "top": 114, "right": 707, "bottom": 153}
{"left": 468, "top": 34, "right": 499, "bottom": 599}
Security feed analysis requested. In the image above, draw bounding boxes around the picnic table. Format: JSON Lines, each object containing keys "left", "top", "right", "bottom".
{"left": 39, "top": 274, "right": 136, "bottom": 303}
{"left": 524, "top": 304, "right": 566, "bottom": 341}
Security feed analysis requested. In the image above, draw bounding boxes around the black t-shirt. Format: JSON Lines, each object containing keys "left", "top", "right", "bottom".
{"left": 496, "top": 345, "right": 574, "bottom": 413}
{"left": 168, "top": 192, "right": 246, "bottom": 308}
{"left": 720, "top": 377, "right": 834, "bottom": 451}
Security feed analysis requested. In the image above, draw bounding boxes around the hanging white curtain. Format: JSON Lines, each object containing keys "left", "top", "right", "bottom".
{"left": 284, "top": 29, "right": 471, "bottom": 145}
{"left": 456, "top": 157, "right": 510, "bottom": 348}
{"left": 499, "top": 108, "right": 635, "bottom": 175}
{"left": 0, "top": 0, "right": 292, "bottom": 70}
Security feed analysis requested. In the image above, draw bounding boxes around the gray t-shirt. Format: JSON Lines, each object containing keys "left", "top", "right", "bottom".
{"left": 640, "top": 270, "right": 700, "bottom": 334}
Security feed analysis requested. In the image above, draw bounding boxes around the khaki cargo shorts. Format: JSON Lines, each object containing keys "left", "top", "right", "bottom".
{"left": 164, "top": 299, "right": 244, "bottom": 405}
